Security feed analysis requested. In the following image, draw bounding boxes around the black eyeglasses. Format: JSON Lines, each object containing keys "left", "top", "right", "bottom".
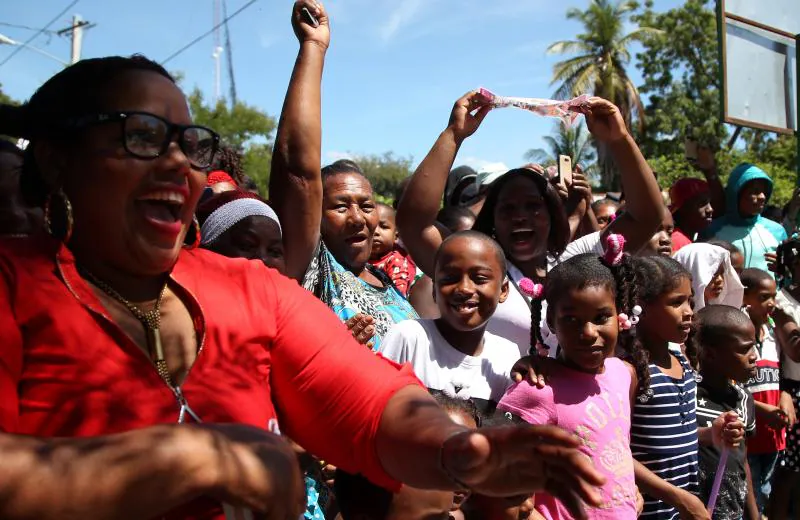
{"left": 68, "top": 111, "right": 220, "bottom": 170}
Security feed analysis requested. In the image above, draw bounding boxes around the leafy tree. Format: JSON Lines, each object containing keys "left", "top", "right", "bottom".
{"left": 187, "top": 88, "right": 276, "bottom": 195}
{"left": 0, "top": 82, "right": 15, "bottom": 106}
{"left": 350, "top": 152, "right": 413, "bottom": 201}
{"left": 632, "top": 0, "right": 724, "bottom": 158}
{"left": 548, "top": 0, "right": 661, "bottom": 188}
{"left": 525, "top": 122, "right": 597, "bottom": 179}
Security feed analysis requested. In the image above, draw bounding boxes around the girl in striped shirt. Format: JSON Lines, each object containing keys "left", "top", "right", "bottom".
{"left": 629, "top": 256, "right": 709, "bottom": 520}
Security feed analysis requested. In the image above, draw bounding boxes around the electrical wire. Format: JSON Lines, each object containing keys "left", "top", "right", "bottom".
{"left": 0, "top": 22, "right": 58, "bottom": 34}
{"left": 0, "top": 0, "right": 79, "bottom": 68}
{"left": 161, "top": 0, "right": 258, "bottom": 65}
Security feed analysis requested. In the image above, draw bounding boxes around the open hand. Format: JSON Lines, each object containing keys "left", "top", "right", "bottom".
{"left": 448, "top": 91, "right": 492, "bottom": 143}
{"left": 345, "top": 313, "right": 376, "bottom": 346}
{"left": 291, "top": 0, "right": 330, "bottom": 50}
{"left": 581, "top": 98, "right": 629, "bottom": 144}
{"left": 441, "top": 426, "right": 605, "bottom": 519}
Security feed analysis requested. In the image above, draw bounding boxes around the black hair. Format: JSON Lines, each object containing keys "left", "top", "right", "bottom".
{"left": 472, "top": 168, "right": 570, "bottom": 258}
{"left": 0, "top": 55, "right": 174, "bottom": 208}
{"left": 542, "top": 250, "right": 644, "bottom": 394}
{"left": 433, "top": 230, "right": 506, "bottom": 280}
{"left": 321, "top": 159, "right": 365, "bottom": 179}
{"left": 239, "top": 174, "right": 260, "bottom": 194}
{"left": 213, "top": 145, "right": 245, "bottom": 184}
{"left": 706, "top": 239, "right": 741, "bottom": 258}
{"left": 776, "top": 237, "right": 800, "bottom": 285}
{"left": 591, "top": 199, "right": 618, "bottom": 213}
{"left": 690, "top": 304, "right": 754, "bottom": 364}
{"left": 431, "top": 391, "right": 480, "bottom": 427}
{"left": 334, "top": 470, "right": 392, "bottom": 520}
{"left": 631, "top": 256, "right": 693, "bottom": 382}
{"left": 740, "top": 267, "right": 774, "bottom": 293}
{"left": 436, "top": 206, "right": 476, "bottom": 232}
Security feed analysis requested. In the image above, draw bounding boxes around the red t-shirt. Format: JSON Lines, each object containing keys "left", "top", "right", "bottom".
{"left": 744, "top": 325, "right": 785, "bottom": 454}
{"left": 0, "top": 235, "right": 421, "bottom": 519}
{"left": 671, "top": 227, "right": 693, "bottom": 254}
{"left": 371, "top": 248, "right": 417, "bottom": 297}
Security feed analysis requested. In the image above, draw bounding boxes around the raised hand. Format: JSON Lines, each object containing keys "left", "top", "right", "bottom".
{"left": 291, "top": 0, "right": 330, "bottom": 50}
{"left": 448, "top": 91, "right": 492, "bottom": 143}
{"left": 441, "top": 426, "right": 605, "bottom": 519}
{"left": 567, "top": 168, "right": 593, "bottom": 205}
{"left": 581, "top": 97, "right": 629, "bottom": 144}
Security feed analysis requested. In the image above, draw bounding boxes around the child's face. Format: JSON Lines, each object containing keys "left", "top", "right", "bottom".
{"left": 738, "top": 179, "right": 769, "bottom": 217}
{"left": 388, "top": 486, "right": 454, "bottom": 520}
{"left": 640, "top": 276, "right": 694, "bottom": 344}
{"left": 371, "top": 206, "right": 397, "bottom": 259}
{"left": 703, "top": 321, "right": 758, "bottom": 383}
{"left": 434, "top": 236, "right": 509, "bottom": 332}
{"left": 703, "top": 264, "right": 725, "bottom": 304}
{"left": 744, "top": 277, "right": 777, "bottom": 323}
{"left": 549, "top": 284, "right": 618, "bottom": 373}
{"left": 641, "top": 209, "right": 674, "bottom": 257}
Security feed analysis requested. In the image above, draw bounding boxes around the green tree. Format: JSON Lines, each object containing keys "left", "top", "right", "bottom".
{"left": 0, "top": 82, "right": 15, "bottom": 106}
{"left": 525, "top": 122, "right": 597, "bottom": 179}
{"left": 349, "top": 152, "right": 413, "bottom": 202}
{"left": 548, "top": 0, "right": 661, "bottom": 188}
{"left": 632, "top": 0, "right": 724, "bottom": 158}
{"left": 187, "top": 89, "right": 276, "bottom": 195}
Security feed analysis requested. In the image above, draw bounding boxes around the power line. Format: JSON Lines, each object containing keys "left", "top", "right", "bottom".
{"left": 161, "top": 0, "right": 258, "bottom": 65}
{"left": 0, "top": 0, "right": 79, "bottom": 68}
{"left": 0, "top": 22, "right": 58, "bottom": 34}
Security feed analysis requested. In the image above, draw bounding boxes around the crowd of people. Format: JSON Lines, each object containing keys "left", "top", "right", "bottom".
{"left": 0, "top": 1, "right": 799, "bottom": 519}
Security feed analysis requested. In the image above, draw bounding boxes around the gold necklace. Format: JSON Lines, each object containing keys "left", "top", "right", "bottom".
{"left": 80, "top": 268, "right": 173, "bottom": 388}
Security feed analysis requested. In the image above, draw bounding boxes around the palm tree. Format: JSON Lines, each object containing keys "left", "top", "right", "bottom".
{"left": 526, "top": 122, "right": 597, "bottom": 177}
{"left": 548, "top": 0, "right": 661, "bottom": 188}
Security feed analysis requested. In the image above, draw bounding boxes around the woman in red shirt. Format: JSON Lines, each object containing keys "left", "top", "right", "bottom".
{"left": 0, "top": 2, "right": 603, "bottom": 519}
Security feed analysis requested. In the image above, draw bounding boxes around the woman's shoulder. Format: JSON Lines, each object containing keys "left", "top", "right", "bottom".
{"left": 0, "top": 234, "right": 61, "bottom": 277}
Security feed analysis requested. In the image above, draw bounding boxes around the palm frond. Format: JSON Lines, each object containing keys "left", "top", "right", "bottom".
{"left": 546, "top": 40, "right": 591, "bottom": 55}
{"left": 617, "top": 26, "right": 664, "bottom": 47}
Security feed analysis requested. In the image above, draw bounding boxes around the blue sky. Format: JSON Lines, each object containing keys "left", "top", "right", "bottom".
{"left": 1, "top": 0, "right": 683, "bottom": 171}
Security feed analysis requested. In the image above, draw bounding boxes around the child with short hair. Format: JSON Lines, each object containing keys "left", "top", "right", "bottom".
{"left": 378, "top": 231, "right": 520, "bottom": 414}
{"left": 740, "top": 267, "right": 791, "bottom": 514}
{"left": 370, "top": 202, "right": 417, "bottom": 297}
{"left": 691, "top": 304, "right": 758, "bottom": 520}
{"left": 498, "top": 235, "right": 643, "bottom": 519}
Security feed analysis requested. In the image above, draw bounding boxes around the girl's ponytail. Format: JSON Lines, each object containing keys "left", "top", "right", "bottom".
{"left": 519, "top": 277, "right": 545, "bottom": 356}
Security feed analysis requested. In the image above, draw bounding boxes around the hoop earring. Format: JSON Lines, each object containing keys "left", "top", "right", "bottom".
{"left": 187, "top": 215, "right": 201, "bottom": 249}
{"left": 44, "top": 189, "right": 73, "bottom": 243}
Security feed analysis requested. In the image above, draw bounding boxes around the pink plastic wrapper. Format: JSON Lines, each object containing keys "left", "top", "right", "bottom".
{"left": 476, "top": 88, "right": 590, "bottom": 126}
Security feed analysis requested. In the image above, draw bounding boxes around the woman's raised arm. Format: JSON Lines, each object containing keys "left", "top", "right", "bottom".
{"left": 396, "top": 92, "right": 491, "bottom": 276}
{"left": 269, "top": 1, "right": 329, "bottom": 280}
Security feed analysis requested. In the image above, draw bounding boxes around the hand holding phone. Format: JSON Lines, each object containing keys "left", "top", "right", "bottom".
{"left": 301, "top": 6, "right": 320, "bottom": 28}
{"left": 558, "top": 155, "right": 573, "bottom": 188}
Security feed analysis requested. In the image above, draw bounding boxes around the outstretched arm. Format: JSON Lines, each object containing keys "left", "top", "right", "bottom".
{"left": 396, "top": 92, "right": 491, "bottom": 276}
{"left": 0, "top": 425, "right": 302, "bottom": 520}
{"left": 584, "top": 98, "right": 662, "bottom": 254}
{"left": 269, "top": 1, "right": 329, "bottom": 280}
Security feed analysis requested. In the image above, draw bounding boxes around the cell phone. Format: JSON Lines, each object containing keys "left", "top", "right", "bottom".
{"left": 684, "top": 138, "right": 698, "bottom": 163}
{"left": 558, "top": 155, "right": 572, "bottom": 187}
{"left": 301, "top": 6, "right": 320, "bottom": 28}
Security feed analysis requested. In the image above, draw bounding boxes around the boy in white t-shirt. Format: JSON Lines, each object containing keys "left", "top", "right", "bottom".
{"left": 379, "top": 231, "right": 520, "bottom": 412}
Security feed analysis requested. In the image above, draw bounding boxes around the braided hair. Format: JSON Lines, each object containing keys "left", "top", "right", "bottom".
{"left": 632, "top": 255, "right": 694, "bottom": 384}
{"left": 535, "top": 235, "right": 644, "bottom": 389}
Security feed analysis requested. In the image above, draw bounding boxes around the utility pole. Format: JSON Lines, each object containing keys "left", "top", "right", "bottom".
{"left": 56, "top": 15, "right": 95, "bottom": 64}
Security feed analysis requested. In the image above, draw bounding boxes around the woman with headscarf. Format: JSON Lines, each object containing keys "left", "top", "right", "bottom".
{"left": 0, "top": 3, "right": 607, "bottom": 519}
{"left": 396, "top": 92, "right": 664, "bottom": 356}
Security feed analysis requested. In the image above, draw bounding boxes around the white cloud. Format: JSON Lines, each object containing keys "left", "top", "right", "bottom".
{"left": 379, "top": 0, "right": 424, "bottom": 42}
{"left": 458, "top": 157, "right": 509, "bottom": 173}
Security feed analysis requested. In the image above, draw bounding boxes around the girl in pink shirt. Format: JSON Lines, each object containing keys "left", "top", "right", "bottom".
{"left": 498, "top": 235, "right": 643, "bottom": 520}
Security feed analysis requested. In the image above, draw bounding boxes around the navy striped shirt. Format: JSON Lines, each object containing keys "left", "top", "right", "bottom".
{"left": 632, "top": 353, "right": 699, "bottom": 520}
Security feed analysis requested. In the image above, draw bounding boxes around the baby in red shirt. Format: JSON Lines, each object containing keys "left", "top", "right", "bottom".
{"left": 371, "top": 203, "right": 416, "bottom": 297}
